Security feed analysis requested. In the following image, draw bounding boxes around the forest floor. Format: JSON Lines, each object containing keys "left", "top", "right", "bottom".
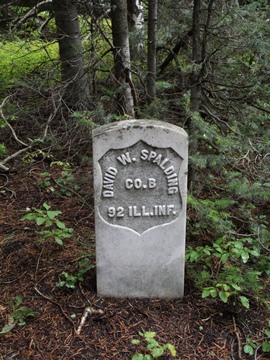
{"left": 0, "top": 134, "right": 269, "bottom": 360}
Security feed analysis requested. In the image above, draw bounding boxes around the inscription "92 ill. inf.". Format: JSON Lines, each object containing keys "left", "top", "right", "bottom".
{"left": 98, "top": 140, "right": 183, "bottom": 234}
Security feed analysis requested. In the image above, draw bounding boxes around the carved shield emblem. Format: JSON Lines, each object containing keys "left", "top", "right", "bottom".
{"left": 98, "top": 140, "right": 183, "bottom": 234}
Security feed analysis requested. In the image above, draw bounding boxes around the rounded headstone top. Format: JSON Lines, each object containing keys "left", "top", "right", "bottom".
{"left": 93, "top": 119, "right": 188, "bottom": 138}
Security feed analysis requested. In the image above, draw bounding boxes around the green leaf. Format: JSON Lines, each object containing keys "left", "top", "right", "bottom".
{"left": 203, "top": 248, "right": 211, "bottom": 255}
{"left": 42, "top": 203, "right": 50, "bottom": 210}
{"left": 11, "top": 306, "right": 36, "bottom": 319}
{"left": 217, "top": 283, "right": 230, "bottom": 291}
{"left": 239, "top": 296, "right": 249, "bottom": 309}
{"left": 144, "top": 332, "right": 156, "bottom": 338}
{"left": 213, "top": 251, "right": 222, "bottom": 258}
{"left": 45, "top": 219, "right": 53, "bottom": 227}
{"left": 15, "top": 306, "right": 32, "bottom": 313}
{"left": 21, "top": 213, "right": 36, "bottom": 221}
{"left": 15, "top": 296, "right": 23, "bottom": 305}
{"left": 132, "top": 355, "right": 145, "bottom": 360}
{"left": 234, "top": 241, "right": 244, "bottom": 249}
{"left": 56, "top": 220, "right": 66, "bottom": 229}
{"left": 146, "top": 339, "right": 159, "bottom": 349}
{"left": 131, "top": 339, "right": 140, "bottom": 345}
{"left": 34, "top": 208, "right": 43, "bottom": 214}
{"left": 241, "top": 251, "right": 249, "bottom": 263}
{"left": 18, "top": 319, "right": 26, "bottom": 326}
{"left": 7, "top": 300, "right": 15, "bottom": 309}
{"left": 55, "top": 237, "right": 63, "bottom": 245}
{"left": 202, "top": 287, "right": 217, "bottom": 298}
{"left": 25, "top": 311, "right": 39, "bottom": 318}
{"left": 143, "top": 355, "right": 152, "bottom": 360}
{"left": 220, "top": 253, "right": 229, "bottom": 264}
{"left": 47, "top": 210, "right": 62, "bottom": 219}
{"left": 60, "top": 232, "right": 72, "bottom": 239}
{"left": 249, "top": 249, "right": 260, "bottom": 257}
{"left": 244, "top": 344, "right": 254, "bottom": 355}
{"left": 36, "top": 217, "right": 46, "bottom": 226}
{"left": 164, "top": 343, "right": 176, "bottom": 356}
{"left": 61, "top": 228, "right": 73, "bottom": 238}
{"left": 231, "top": 283, "right": 241, "bottom": 291}
{"left": 0, "top": 323, "right": 16, "bottom": 334}
{"left": 152, "top": 347, "right": 163, "bottom": 358}
{"left": 262, "top": 341, "right": 270, "bottom": 352}
{"left": 65, "top": 282, "right": 76, "bottom": 289}
{"left": 189, "top": 251, "right": 199, "bottom": 262}
{"left": 219, "top": 291, "right": 229, "bottom": 303}
{"left": 205, "top": 257, "right": 212, "bottom": 267}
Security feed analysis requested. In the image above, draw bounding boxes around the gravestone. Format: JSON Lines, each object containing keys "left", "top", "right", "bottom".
{"left": 92, "top": 120, "right": 188, "bottom": 298}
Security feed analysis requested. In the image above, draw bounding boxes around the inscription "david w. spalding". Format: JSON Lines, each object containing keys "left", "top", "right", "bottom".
{"left": 102, "top": 148, "right": 178, "bottom": 198}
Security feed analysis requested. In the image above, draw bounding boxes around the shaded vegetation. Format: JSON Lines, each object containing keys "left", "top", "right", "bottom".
{"left": 0, "top": 0, "right": 269, "bottom": 358}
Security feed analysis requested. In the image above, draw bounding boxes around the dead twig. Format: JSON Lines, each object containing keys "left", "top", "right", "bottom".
{"left": 35, "top": 247, "right": 45, "bottom": 283}
{"left": 0, "top": 173, "right": 8, "bottom": 187}
{"left": 0, "top": 95, "right": 29, "bottom": 147}
{"left": 34, "top": 273, "right": 75, "bottom": 328}
{"left": 0, "top": 271, "right": 27, "bottom": 284}
{"left": 10, "top": 0, "right": 52, "bottom": 32}
{"left": 233, "top": 316, "right": 243, "bottom": 360}
{"left": 40, "top": 92, "right": 61, "bottom": 142}
{"left": 0, "top": 95, "right": 32, "bottom": 171}
{"left": 76, "top": 306, "right": 104, "bottom": 335}
{"left": 0, "top": 93, "right": 60, "bottom": 172}
{"left": 0, "top": 146, "right": 33, "bottom": 172}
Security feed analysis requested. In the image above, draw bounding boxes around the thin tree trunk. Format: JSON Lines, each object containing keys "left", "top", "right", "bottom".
{"left": 147, "top": 0, "right": 157, "bottom": 103}
{"left": 53, "top": 0, "right": 90, "bottom": 110}
{"left": 111, "top": 0, "right": 135, "bottom": 117}
{"left": 127, "top": 0, "right": 144, "bottom": 32}
{"left": 188, "top": 0, "right": 201, "bottom": 191}
{"left": 127, "top": 0, "right": 144, "bottom": 57}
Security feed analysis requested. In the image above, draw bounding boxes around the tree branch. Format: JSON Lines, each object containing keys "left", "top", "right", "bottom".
{"left": 0, "top": 146, "right": 32, "bottom": 172}
{"left": 158, "top": 29, "right": 193, "bottom": 75}
{"left": 247, "top": 101, "right": 270, "bottom": 115}
{"left": 11, "top": 0, "right": 53, "bottom": 31}
{"left": 0, "top": 96, "right": 29, "bottom": 147}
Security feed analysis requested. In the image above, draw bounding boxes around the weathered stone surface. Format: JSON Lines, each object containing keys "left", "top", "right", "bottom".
{"left": 93, "top": 120, "right": 188, "bottom": 298}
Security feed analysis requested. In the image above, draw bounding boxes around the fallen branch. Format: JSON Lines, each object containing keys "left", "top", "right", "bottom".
{"left": 0, "top": 146, "right": 32, "bottom": 172}
{"left": 0, "top": 271, "right": 27, "bottom": 284}
{"left": 0, "top": 95, "right": 29, "bottom": 147}
{"left": 0, "top": 95, "right": 32, "bottom": 172}
{"left": 0, "top": 94, "right": 59, "bottom": 172}
{"left": 76, "top": 307, "right": 104, "bottom": 335}
{"left": 0, "top": 163, "right": 9, "bottom": 172}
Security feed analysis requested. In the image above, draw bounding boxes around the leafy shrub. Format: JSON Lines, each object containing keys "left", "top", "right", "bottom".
{"left": 131, "top": 331, "right": 176, "bottom": 359}
{"left": 57, "top": 258, "right": 94, "bottom": 289}
{"left": 38, "top": 161, "right": 80, "bottom": 198}
{"left": 0, "top": 40, "right": 59, "bottom": 89}
{"left": 186, "top": 195, "right": 270, "bottom": 308}
{"left": 0, "top": 296, "right": 39, "bottom": 334}
{"left": 244, "top": 320, "right": 270, "bottom": 356}
{"left": 21, "top": 202, "right": 73, "bottom": 245}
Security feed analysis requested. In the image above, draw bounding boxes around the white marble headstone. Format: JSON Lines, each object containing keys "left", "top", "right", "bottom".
{"left": 93, "top": 120, "right": 188, "bottom": 298}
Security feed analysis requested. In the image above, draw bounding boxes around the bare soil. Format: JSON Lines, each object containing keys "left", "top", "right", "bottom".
{"left": 0, "top": 151, "right": 269, "bottom": 360}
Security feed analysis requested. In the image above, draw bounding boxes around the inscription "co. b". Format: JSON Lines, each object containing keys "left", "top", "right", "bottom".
{"left": 125, "top": 178, "right": 156, "bottom": 190}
